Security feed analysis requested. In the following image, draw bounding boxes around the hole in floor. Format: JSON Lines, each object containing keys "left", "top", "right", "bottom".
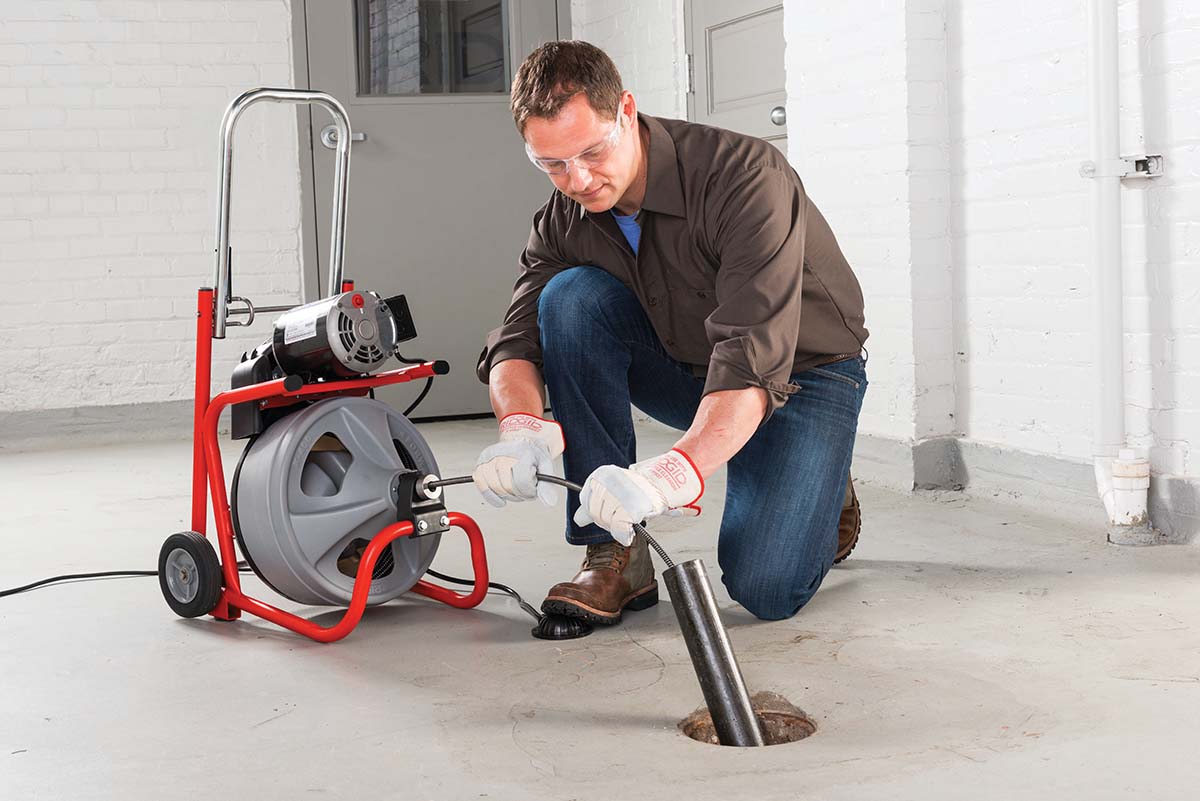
{"left": 678, "top": 691, "right": 816, "bottom": 746}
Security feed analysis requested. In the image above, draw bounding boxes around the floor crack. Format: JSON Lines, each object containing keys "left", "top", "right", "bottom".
{"left": 625, "top": 629, "right": 667, "bottom": 690}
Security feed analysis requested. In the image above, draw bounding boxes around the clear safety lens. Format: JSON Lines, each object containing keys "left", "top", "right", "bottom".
{"left": 526, "top": 113, "right": 623, "bottom": 175}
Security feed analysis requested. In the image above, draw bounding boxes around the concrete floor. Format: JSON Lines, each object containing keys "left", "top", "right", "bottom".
{"left": 2, "top": 417, "right": 1198, "bottom": 800}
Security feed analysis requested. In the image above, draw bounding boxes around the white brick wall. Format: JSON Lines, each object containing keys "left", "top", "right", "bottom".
{"left": 787, "top": 3, "right": 920, "bottom": 442}
{"left": 0, "top": 0, "right": 302, "bottom": 415}
{"left": 786, "top": 0, "right": 1200, "bottom": 484}
{"left": 1115, "top": 0, "right": 1199, "bottom": 478}
{"left": 946, "top": 0, "right": 1199, "bottom": 477}
{"left": 571, "top": 0, "right": 687, "bottom": 119}
{"left": 947, "top": 0, "right": 1095, "bottom": 460}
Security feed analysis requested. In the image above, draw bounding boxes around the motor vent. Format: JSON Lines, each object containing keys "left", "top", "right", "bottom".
{"left": 356, "top": 344, "right": 384, "bottom": 363}
{"left": 337, "top": 311, "right": 356, "bottom": 353}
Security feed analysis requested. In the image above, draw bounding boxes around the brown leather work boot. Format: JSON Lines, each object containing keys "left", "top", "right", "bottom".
{"left": 834, "top": 473, "right": 861, "bottom": 564}
{"left": 541, "top": 534, "right": 658, "bottom": 626}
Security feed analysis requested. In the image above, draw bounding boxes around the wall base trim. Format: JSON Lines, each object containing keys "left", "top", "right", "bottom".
{"left": 853, "top": 432, "right": 1196, "bottom": 544}
{"left": 0, "top": 401, "right": 195, "bottom": 452}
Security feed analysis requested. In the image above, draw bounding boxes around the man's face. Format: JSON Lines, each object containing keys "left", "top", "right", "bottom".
{"left": 523, "top": 92, "right": 639, "bottom": 213}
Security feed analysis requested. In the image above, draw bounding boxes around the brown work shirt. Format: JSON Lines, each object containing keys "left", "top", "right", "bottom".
{"left": 477, "top": 113, "right": 869, "bottom": 422}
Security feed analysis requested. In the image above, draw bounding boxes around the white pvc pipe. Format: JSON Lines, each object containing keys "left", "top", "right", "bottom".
{"left": 1087, "top": 0, "right": 1152, "bottom": 534}
{"left": 1088, "top": 0, "right": 1125, "bottom": 462}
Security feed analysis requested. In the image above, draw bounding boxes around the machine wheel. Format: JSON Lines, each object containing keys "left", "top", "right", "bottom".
{"left": 158, "top": 531, "right": 223, "bottom": 618}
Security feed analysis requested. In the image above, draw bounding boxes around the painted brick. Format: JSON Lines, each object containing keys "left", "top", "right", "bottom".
{"left": 571, "top": 0, "right": 687, "bottom": 120}
{"left": 0, "top": 0, "right": 300, "bottom": 415}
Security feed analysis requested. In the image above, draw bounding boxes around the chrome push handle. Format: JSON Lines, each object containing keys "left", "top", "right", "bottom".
{"left": 212, "top": 88, "right": 354, "bottom": 338}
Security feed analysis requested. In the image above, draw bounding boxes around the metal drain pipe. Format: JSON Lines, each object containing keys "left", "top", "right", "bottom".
{"left": 659, "top": 557, "right": 765, "bottom": 747}
{"left": 430, "top": 473, "right": 766, "bottom": 746}
{"left": 553, "top": 478, "right": 765, "bottom": 747}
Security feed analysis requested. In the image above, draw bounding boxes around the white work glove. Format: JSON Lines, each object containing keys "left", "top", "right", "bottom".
{"left": 473, "top": 413, "right": 565, "bottom": 508}
{"left": 573, "top": 449, "right": 704, "bottom": 546}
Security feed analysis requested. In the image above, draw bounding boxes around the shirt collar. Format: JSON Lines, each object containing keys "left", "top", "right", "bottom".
{"left": 577, "top": 112, "right": 686, "bottom": 221}
{"left": 638, "top": 113, "right": 687, "bottom": 217}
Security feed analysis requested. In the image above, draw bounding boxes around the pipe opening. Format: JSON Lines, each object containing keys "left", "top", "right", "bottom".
{"left": 679, "top": 691, "right": 815, "bottom": 746}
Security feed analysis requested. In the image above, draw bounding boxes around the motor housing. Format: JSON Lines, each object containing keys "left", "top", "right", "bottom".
{"left": 272, "top": 290, "right": 399, "bottom": 379}
{"left": 229, "top": 290, "right": 419, "bottom": 440}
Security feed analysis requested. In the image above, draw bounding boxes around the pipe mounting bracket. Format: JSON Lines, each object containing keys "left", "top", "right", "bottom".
{"left": 1080, "top": 154, "right": 1164, "bottom": 180}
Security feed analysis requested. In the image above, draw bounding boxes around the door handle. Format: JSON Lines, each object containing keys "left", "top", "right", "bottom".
{"left": 320, "top": 124, "right": 367, "bottom": 149}
{"left": 770, "top": 106, "right": 786, "bottom": 126}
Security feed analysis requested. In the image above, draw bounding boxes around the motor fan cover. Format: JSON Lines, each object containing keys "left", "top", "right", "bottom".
{"left": 271, "top": 291, "right": 398, "bottom": 378}
{"left": 233, "top": 396, "right": 441, "bottom": 606}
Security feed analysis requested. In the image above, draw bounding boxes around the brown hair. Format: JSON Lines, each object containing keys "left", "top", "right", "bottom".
{"left": 510, "top": 40, "right": 623, "bottom": 135}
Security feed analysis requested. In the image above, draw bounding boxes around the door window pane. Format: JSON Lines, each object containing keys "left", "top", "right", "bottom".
{"left": 355, "top": 0, "right": 509, "bottom": 96}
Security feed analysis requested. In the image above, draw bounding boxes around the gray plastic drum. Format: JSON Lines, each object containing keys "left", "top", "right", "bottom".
{"left": 233, "top": 396, "right": 441, "bottom": 606}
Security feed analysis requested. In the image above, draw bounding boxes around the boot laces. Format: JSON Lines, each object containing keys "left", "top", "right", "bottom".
{"left": 584, "top": 540, "right": 629, "bottom": 572}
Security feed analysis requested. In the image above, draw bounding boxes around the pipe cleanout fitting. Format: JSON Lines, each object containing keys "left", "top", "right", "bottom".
{"left": 662, "top": 559, "right": 765, "bottom": 747}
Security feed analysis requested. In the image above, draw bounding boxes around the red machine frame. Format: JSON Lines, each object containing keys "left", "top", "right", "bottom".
{"left": 188, "top": 286, "right": 489, "bottom": 643}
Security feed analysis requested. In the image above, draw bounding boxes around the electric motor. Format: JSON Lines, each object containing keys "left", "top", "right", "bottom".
{"left": 272, "top": 290, "right": 399, "bottom": 379}
{"left": 228, "top": 289, "right": 420, "bottom": 440}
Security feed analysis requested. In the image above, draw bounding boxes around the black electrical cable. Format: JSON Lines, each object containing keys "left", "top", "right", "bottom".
{"left": 0, "top": 562, "right": 255, "bottom": 599}
{"left": 0, "top": 570, "right": 158, "bottom": 598}
{"left": 0, "top": 556, "right": 543, "bottom": 625}
{"left": 402, "top": 380, "right": 434, "bottom": 417}
{"left": 394, "top": 350, "right": 435, "bottom": 417}
{"left": 425, "top": 568, "right": 543, "bottom": 622}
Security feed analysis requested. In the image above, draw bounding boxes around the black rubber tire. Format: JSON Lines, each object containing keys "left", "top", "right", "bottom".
{"left": 158, "top": 531, "right": 223, "bottom": 619}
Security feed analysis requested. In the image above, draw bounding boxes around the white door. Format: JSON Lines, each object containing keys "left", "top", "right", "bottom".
{"left": 686, "top": 0, "right": 786, "bottom": 150}
{"left": 303, "top": 1, "right": 566, "bottom": 417}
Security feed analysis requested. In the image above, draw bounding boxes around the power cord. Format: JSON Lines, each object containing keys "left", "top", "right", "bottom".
{"left": 0, "top": 570, "right": 158, "bottom": 599}
{"left": 426, "top": 568, "right": 543, "bottom": 622}
{"left": 0, "top": 560, "right": 543, "bottom": 622}
{"left": 0, "top": 562, "right": 255, "bottom": 599}
{"left": 393, "top": 350, "right": 435, "bottom": 417}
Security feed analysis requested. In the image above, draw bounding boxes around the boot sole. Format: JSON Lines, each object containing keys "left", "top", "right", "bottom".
{"left": 834, "top": 492, "right": 862, "bottom": 565}
{"left": 833, "top": 530, "right": 859, "bottom": 564}
{"left": 542, "top": 582, "right": 659, "bottom": 627}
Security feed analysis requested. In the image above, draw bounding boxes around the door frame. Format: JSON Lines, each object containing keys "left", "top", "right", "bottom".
{"left": 684, "top": 0, "right": 695, "bottom": 122}
{"left": 289, "top": 0, "right": 572, "bottom": 306}
{"left": 683, "top": 0, "right": 787, "bottom": 141}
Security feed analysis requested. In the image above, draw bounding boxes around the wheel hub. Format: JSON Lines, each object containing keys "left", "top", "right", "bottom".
{"left": 165, "top": 548, "right": 199, "bottom": 603}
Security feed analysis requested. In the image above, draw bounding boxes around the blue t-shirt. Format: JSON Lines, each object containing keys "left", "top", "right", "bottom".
{"left": 611, "top": 209, "right": 640, "bottom": 255}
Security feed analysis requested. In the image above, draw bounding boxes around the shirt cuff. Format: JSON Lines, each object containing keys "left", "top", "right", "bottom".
{"left": 476, "top": 336, "right": 542, "bottom": 384}
{"left": 702, "top": 336, "right": 798, "bottom": 423}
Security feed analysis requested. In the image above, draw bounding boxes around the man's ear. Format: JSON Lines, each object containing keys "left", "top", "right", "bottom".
{"left": 621, "top": 90, "right": 636, "bottom": 122}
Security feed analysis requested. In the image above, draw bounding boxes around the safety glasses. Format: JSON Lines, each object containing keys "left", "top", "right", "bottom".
{"left": 525, "top": 111, "right": 624, "bottom": 176}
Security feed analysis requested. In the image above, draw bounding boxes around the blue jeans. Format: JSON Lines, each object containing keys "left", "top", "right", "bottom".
{"left": 538, "top": 266, "right": 868, "bottom": 621}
